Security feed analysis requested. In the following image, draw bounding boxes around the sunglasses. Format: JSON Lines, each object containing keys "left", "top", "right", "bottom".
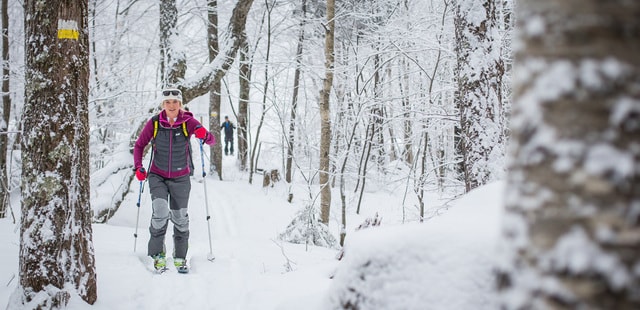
{"left": 162, "top": 90, "right": 181, "bottom": 96}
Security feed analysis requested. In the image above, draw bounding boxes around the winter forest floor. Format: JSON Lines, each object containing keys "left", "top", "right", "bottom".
{"left": 0, "top": 150, "right": 503, "bottom": 309}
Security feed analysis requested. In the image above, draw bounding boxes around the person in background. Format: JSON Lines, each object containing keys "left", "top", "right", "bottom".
{"left": 220, "top": 115, "right": 236, "bottom": 156}
{"left": 133, "top": 88, "right": 216, "bottom": 272}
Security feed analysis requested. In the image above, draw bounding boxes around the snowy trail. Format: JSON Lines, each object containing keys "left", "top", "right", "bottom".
{"left": 187, "top": 158, "right": 253, "bottom": 309}
{"left": 0, "top": 132, "right": 335, "bottom": 309}
{"left": 87, "top": 154, "right": 335, "bottom": 309}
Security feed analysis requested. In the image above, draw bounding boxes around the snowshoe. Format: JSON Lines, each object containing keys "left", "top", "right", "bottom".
{"left": 174, "top": 258, "right": 189, "bottom": 274}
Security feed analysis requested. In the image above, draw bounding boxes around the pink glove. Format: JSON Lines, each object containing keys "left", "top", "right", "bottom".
{"left": 135, "top": 167, "right": 147, "bottom": 181}
{"left": 195, "top": 126, "right": 207, "bottom": 139}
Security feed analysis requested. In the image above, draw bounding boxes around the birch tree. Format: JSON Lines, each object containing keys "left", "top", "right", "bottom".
{"left": 498, "top": 1, "right": 640, "bottom": 308}
{"left": 14, "top": 0, "right": 97, "bottom": 307}
{"left": 319, "top": 0, "right": 335, "bottom": 224}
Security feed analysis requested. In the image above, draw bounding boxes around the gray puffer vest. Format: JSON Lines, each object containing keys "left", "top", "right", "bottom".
{"left": 152, "top": 123, "right": 190, "bottom": 177}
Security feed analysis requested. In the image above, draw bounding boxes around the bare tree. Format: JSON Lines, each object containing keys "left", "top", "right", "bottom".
{"left": 0, "top": 0, "right": 10, "bottom": 218}
{"left": 179, "top": 0, "right": 255, "bottom": 101}
{"left": 157, "top": 0, "right": 254, "bottom": 103}
{"left": 285, "top": 0, "right": 307, "bottom": 185}
{"left": 498, "top": 1, "right": 640, "bottom": 308}
{"left": 208, "top": 0, "right": 223, "bottom": 179}
{"left": 15, "top": 0, "right": 97, "bottom": 307}
{"left": 237, "top": 36, "right": 250, "bottom": 171}
{"left": 248, "top": 0, "right": 275, "bottom": 185}
{"left": 319, "top": 0, "right": 335, "bottom": 224}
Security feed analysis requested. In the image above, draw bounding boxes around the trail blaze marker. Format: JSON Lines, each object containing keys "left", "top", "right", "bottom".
{"left": 57, "top": 20, "right": 79, "bottom": 40}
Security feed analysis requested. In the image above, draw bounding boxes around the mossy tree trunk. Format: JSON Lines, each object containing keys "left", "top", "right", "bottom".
{"left": 16, "top": 0, "right": 97, "bottom": 307}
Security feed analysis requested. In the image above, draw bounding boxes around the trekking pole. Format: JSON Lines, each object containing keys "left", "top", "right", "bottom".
{"left": 133, "top": 152, "right": 153, "bottom": 252}
{"left": 133, "top": 180, "right": 143, "bottom": 252}
{"left": 199, "top": 139, "right": 215, "bottom": 261}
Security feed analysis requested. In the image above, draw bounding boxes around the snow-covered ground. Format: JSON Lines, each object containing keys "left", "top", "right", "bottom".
{"left": 0, "top": 150, "right": 504, "bottom": 309}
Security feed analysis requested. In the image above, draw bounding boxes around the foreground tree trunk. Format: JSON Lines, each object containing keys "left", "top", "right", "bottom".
{"left": 498, "top": 1, "right": 640, "bottom": 309}
{"left": 15, "top": 0, "right": 97, "bottom": 307}
{"left": 319, "top": 0, "right": 335, "bottom": 224}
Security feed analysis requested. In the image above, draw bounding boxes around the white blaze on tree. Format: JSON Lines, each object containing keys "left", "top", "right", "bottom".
{"left": 499, "top": 1, "right": 640, "bottom": 308}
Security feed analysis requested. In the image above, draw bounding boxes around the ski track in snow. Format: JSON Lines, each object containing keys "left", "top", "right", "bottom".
{"left": 84, "top": 154, "right": 318, "bottom": 310}
{"left": 193, "top": 160, "right": 252, "bottom": 309}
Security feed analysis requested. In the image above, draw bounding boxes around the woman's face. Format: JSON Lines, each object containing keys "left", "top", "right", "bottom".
{"left": 163, "top": 99, "right": 181, "bottom": 119}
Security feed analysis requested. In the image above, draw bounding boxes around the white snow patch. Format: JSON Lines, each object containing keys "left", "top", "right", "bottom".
{"left": 541, "top": 226, "right": 630, "bottom": 290}
{"left": 584, "top": 144, "right": 634, "bottom": 179}
{"left": 524, "top": 15, "right": 545, "bottom": 36}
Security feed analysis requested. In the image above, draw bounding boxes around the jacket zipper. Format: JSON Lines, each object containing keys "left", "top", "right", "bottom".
{"left": 167, "top": 126, "right": 174, "bottom": 178}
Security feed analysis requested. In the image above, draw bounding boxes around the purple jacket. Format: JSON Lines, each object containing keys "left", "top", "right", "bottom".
{"left": 134, "top": 110, "right": 215, "bottom": 179}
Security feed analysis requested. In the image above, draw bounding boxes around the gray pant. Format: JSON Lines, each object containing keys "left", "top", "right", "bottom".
{"left": 147, "top": 173, "right": 191, "bottom": 259}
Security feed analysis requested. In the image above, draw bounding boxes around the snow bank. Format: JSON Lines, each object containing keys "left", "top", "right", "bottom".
{"left": 323, "top": 182, "right": 504, "bottom": 310}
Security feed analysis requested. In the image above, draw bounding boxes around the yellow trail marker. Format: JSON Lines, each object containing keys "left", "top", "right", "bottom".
{"left": 58, "top": 20, "right": 79, "bottom": 40}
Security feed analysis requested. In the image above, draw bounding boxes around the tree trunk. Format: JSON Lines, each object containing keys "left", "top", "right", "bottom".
{"left": 238, "top": 37, "right": 250, "bottom": 171}
{"left": 208, "top": 0, "right": 222, "bottom": 179}
{"left": 355, "top": 124, "right": 373, "bottom": 215}
{"left": 17, "top": 0, "right": 97, "bottom": 307}
{"left": 416, "top": 129, "right": 429, "bottom": 222}
{"left": 249, "top": 0, "right": 274, "bottom": 185}
{"left": 0, "top": 0, "right": 10, "bottom": 218}
{"left": 453, "top": 0, "right": 503, "bottom": 192}
{"left": 386, "top": 107, "right": 398, "bottom": 163}
{"left": 286, "top": 0, "right": 307, "bottom": 185}
{"left": 498, "top": 1, "right": 640, "bottom": 308}
{"left": 400, "top": 58, "right": 413, "bottom": 166}
{"left": 159, "top": 0, "right": 185, "bottom": 86}
{"left": 319, "top": 0, "right": 335, "bottom": 225}
{"left": 372, "top": 53, "right": 386, "bottom": 169}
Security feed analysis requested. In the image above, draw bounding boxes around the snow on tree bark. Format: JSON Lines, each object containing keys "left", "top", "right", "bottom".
{"left": 238, "top": 38, "right": 250, "bottom": 172}
{"left": 237, "top": 41, "right": 251, "bottom": 171}
{"left": 207, "top": 0, "right": 223, "bottom": 180}
{"left": 0, "top": 0, "right": 10, "bottom": 218}
{"left": 499, "top": 1, "right": 640, "bottom": 308}
{"left": 285, "top": 0, "right": 307, "bottom": 185}
{"left": 454, "top": 0, "right": 505, "bottom": 192}
{"left": 14, "top": 0, "right": 97, "bottom": 307}
{"left": 160, "top": 0, "right": 185, "bottom": 86}
{"left": 319, "top": 0, "right": 335, "bottom": 225}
